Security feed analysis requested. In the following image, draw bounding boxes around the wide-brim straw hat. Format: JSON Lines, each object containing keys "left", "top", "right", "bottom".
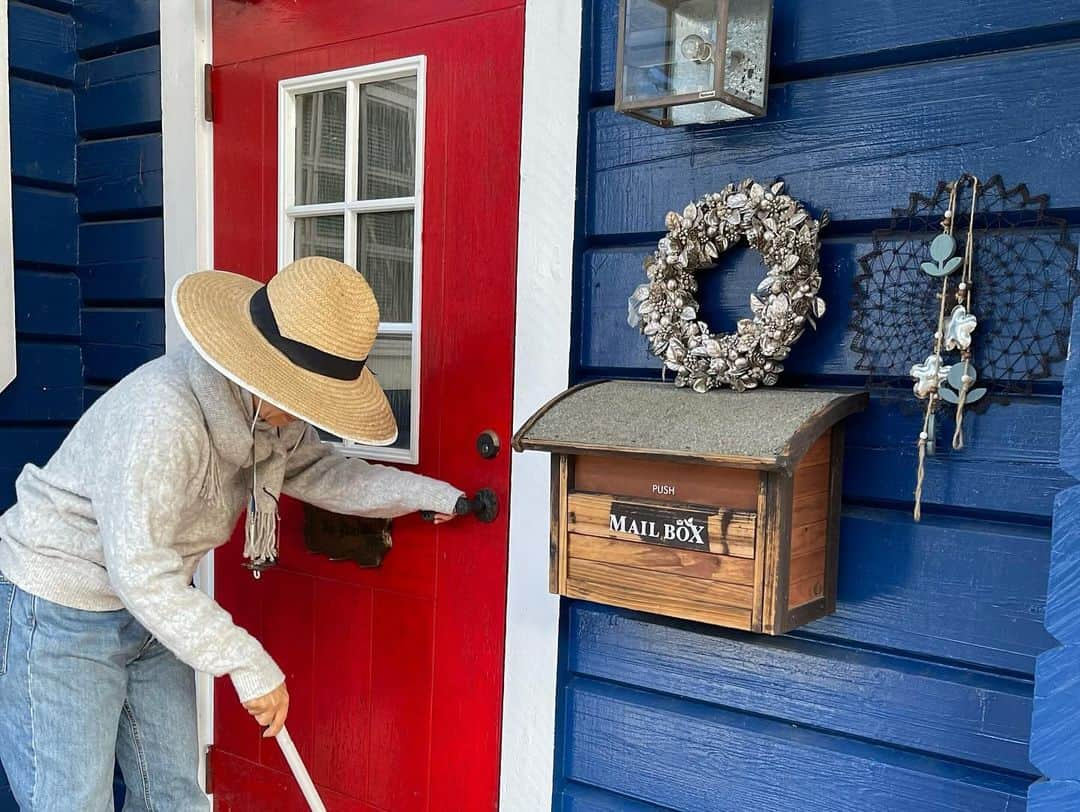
{"left": 172, "top": 256, "right": 398, "bottom": 445}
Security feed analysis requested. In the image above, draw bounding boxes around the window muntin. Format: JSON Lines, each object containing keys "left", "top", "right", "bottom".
{"left": 279, "top": 58, "right": 425, "bottom": 463}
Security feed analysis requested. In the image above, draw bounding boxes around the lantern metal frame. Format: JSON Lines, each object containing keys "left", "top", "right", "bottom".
{"left": 614, "top": 0, "right": 774, "bottom": 127}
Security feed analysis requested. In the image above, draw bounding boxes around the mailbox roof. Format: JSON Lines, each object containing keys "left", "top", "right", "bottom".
{"left": 512, "top": 380, "right": 868, "bottom": 471}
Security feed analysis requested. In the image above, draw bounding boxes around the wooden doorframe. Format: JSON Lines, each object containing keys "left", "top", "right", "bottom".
{"left": 158, "top": 0, "right": 215, "bottom": 797}
{"left": 159, "top": 2, "right": 582, "bottom": 808}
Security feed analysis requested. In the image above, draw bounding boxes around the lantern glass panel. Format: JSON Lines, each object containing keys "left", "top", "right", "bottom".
{"left": 620, "top": 0, "right": 719, "bottom": 108}
{"left": 722, "top": 0, "right": 770, "bottom": 109}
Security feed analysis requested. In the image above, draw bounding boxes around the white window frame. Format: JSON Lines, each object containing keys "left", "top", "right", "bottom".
{"left": 278, "top": 56, "right": 426, "bottom": 464}
{"left": 0, "top": 2, "right": 15, "bottom": 395}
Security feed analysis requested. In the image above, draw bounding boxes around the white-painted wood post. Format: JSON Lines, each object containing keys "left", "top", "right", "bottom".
{"left": 159, "top": 0, "right": 215, "bottom": 796}
{"left": 0, "top": 2, "right": 16, "bottom": 395}
{"left": 501, "top": 1, "right": 584, "bottom": 808}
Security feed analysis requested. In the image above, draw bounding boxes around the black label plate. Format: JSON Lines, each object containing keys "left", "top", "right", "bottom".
{"left": 608, "top": 501, "right": 711, "bottom": 552}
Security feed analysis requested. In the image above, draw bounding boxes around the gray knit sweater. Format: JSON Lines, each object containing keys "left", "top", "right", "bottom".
{"left": 0, "top": 346, "right": 463, "bottom": 702}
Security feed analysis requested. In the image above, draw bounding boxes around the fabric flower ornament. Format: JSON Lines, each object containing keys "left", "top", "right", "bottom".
{"left": 943, "top": 304, "right": 977, "bottom": 351}
{"left": 911, "top": 353, "right": 950, "bottom": 399}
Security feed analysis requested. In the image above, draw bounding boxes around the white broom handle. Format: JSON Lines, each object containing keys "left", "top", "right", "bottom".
{"left": 275, "top": 726, "right": 327, "bottom": 812}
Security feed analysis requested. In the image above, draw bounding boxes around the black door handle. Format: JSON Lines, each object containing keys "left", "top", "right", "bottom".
{"left": 421, "top": 489, "right": 499, "bottom": 524}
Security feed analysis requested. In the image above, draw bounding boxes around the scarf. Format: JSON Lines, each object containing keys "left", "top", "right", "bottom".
{"left": 186, "top": 347, "right": 306, "bottom": 572}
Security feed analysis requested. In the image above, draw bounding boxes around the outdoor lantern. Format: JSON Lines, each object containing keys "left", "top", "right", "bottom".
{"left": 615, "top": 0, "right": 773, "bottom": 127}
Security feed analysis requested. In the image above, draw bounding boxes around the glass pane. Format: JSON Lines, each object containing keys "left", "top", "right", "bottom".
{"left": 320, "top": 334, "right": 413, "bottom": 450}
{"left": 356, "top": 211, "right": 414, "bottom": 323}
{"left": 358, "top": 77, "right": 417, "bottom": 200}
{"left": 294, "top": 216, "right": 345, "bottom": 262}
{"left": 723, "top": 0, "right": 769, "bottom": 107}
{"left": 368, "top": 334, "right": 412, "bottom": 451}
{"left": 294, "top": 88, "right": 347, "bottom": 205}
{"left": 620, "top": 0, "right": 717, "bottom": 106}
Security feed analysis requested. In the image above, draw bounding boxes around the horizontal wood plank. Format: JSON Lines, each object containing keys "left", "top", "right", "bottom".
{"left": 75, "top": 0, "right": 158, "bottom": 53}
{"left": 844, "top": 396, "right": 1067, "bottom": 519}
{"left": 569, "top": 534, "right": 756, "bottom": 586}
{"left": 580, "top": 239, "right": 1069, "bottom": 382}
{"left": 559, "top": 782, "right": 670, "bottom": 812}
{"left": 566, "top": 557, "right": 753, "bottom": 629}
{"left": 13, "top": 187, "right": 77, "bottom": 267}
{"left": 77, "top": 133, "right": 162, "bottom": 215}
{"left": 81, "top": 307, "right": 164, "bottom": 346}
{"left": 586, "top": 42, "right": 1080, "bottom": 236}
{"left": 0, "top": 343, "right": 83, "bottom": 420}
{"left": 75, "top": 46, "right": 160, "bottom": 136}
{"left": 9, "top": 3, "right": 76, "bottom": 83}
{"left": 13, "top": 270, "right": 80, "bottom": 336}
{"left": 789, "top": 548, "right": 827, "bottom": 607}
{"left": 808, "top": 507, "right": 1055, "bottom": 674}
{"left": 568, "top": 493, "right": 756, "bottom": 558}
{"left": 77, "top": 219, "right": 163, "bottom": 300}
{"left": 590, "top": 0, "right": 1080, "bottom": 93}
{"left": 565, "top": 680, "right": 1030, "bottom": 810}
{"left": 573, "top": 454, "right": 760, "bottom": 510}
{"left": 568, "top": 604, "right": 1037, "bottom": 775}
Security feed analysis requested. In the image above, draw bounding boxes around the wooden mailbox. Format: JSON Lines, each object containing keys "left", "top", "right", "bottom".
{"left": 512, "top": 381, "right": 867, "bottom": 634}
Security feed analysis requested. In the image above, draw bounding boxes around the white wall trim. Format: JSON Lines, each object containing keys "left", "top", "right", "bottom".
{"left": 500, "top": 1, "right": 583, "bottom": 809}
{"left": 159, "top": 0, "right": 215, "bottom": 793}
{"left": 0, "top": 2, "right": 16, "bottom": 395}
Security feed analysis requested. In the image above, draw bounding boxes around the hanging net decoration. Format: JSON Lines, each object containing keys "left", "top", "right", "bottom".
{"left": 851, "top": 175, "right": 1079, "bottom": 413}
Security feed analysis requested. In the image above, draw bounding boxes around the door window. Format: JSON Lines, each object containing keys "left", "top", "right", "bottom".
{"left": 279, "top": 58, "right": 425, "bottom": 463}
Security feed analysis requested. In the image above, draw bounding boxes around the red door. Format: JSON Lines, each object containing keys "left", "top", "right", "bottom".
{"left": 208, "top": 4, "right": 524, "bottom": 810}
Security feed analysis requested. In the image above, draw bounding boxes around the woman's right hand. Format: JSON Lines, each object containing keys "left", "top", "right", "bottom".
{"left": 244, "top": 681, "right": 290, "bottom": 738}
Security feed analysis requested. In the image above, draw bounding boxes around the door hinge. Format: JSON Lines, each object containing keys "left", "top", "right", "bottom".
{"left": 203, "top": 744, "right": 214, "bottom": 795}
{"left": 203, "top": 63, "right": 214, "bottom": 123}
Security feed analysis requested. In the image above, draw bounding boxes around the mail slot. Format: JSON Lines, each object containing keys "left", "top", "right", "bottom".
{"left": 512, "top": 381, "right": 867, "bottom": 634}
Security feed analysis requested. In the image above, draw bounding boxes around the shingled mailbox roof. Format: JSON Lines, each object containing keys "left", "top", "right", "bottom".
{"left": 512, "top": 380, "right": 868, "bottom": 472}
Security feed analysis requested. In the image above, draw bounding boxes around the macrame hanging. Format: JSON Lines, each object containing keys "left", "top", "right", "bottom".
{"left": 850, "top": 175, "right": 1079, "bottom": 520}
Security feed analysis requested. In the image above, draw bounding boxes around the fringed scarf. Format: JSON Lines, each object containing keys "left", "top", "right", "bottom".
{"left": 186, "top": 347, "right": 306, "bottom": 573}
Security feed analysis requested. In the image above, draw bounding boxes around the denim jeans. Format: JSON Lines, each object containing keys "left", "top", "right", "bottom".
{"left": 0, "top": 572, "right": 209, "bottom": 811}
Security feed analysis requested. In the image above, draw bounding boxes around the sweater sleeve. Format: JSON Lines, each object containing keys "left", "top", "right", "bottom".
{"left": 282, "top": 425, "right": 464, "bottom": 517}
{"left": 95, "top": 414, "right": 284, "bottom": 703}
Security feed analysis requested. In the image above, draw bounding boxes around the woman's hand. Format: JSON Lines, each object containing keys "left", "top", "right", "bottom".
{"left": 431, "top": 513, "right": 457, "bottom": 525}
{"left": 244, "top": 682, "right": 290, "bottom": 738}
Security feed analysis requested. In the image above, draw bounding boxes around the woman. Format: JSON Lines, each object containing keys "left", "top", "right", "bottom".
{"left": 0, "top": 257, "right": 463, "bottom": 810}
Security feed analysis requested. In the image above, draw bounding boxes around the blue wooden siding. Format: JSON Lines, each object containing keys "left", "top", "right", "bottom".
{"left": 0, "top": 0, "right": 161, "bottom": 805}
{"left": 557, "top": 2, "right": 1080, "bottom": 809}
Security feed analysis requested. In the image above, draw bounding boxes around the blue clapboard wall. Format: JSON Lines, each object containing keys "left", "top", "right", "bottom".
{"left": 0, "top": 0, "right": 162, "bottom": 805}
{"left": 556, "top": 2, "right": 1080, "bottom": 809}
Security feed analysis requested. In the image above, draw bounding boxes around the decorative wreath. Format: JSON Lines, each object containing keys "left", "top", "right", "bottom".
{"left": 629, "top": 179, "right": 827, "bottom": 392}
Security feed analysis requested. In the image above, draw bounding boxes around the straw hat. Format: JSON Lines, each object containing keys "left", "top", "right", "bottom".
{"left": 172, "top": 256, "right": 398, "bottom": 445}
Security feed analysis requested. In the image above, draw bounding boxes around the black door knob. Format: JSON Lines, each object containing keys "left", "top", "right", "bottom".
{"left": 420, "top": 489, "right": 499, "bottom": 524}
{"left": 476, "top": 430, "right": 501, "bottom": 459}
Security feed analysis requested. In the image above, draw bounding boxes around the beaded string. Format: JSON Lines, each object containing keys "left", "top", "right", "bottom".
{"left": 951, "top": 176, "right": 979, "bottom": 450}
{"left": 913, "top": 180, "right": 961, "bottom": 521}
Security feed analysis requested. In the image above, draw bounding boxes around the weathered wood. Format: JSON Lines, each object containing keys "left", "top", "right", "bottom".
{"left": 9, "top": 3, "right": 75, "bottom": 83}
{"left": 556, "top": 455, "right": 571, "bottom": 594}
{"left": 822, "top": 427, "right": 846, "bottom": 617}
{"left": 788, "top": 549, "right": 827, "bottom": 608}
{"left": 567, "top": 493, "right": 756, "bottom": 558}
{"left": 568, "top": 535, "right": 756, "bottom": 586}
{"left": 566, "top": 555, "right": 754, "bottom": 630}
{"left": 761, "top": 471, "right": 794, "bottom": 634}
{"left": 77, "top": 134, "right": 162, "bottom": 216}
{"left": 9, "top": 80, "right": 75, "bottom": 186}
{"left": 550, "top": 455, "right": 565, "bottom": 594}
{"left": 574, "top": 454, "right": 759, "bottom": 510}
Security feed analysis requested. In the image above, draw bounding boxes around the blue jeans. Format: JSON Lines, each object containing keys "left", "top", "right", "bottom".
{"left": 0, "top": 573, "right": 208, "bottom": 811}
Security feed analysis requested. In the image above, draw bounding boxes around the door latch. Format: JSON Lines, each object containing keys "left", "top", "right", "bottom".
{"left": 476, "top": 430, "right": 501, "bottom": 459}
{"left": 421, "top": 489, "right": 499, "bottom": 524}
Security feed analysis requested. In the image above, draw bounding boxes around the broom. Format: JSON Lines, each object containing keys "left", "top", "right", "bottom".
{"left": 275, "top": 726, "right": 327, "bottom": 812}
